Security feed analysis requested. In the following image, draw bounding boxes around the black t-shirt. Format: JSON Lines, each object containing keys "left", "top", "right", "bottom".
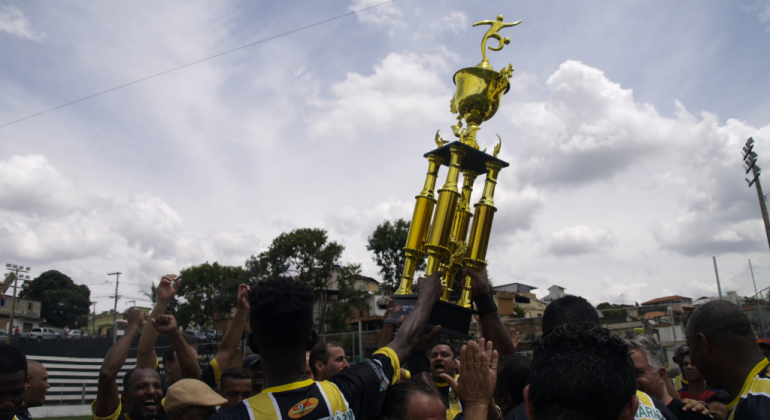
{"left": 211, "top": 348, "right": 400, "bottom": 420}
{"left": 666, "top": 398, "right": 711, "bottom": 419}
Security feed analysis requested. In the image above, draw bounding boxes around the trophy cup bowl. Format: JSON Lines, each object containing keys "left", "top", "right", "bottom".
{"left": 453, "top": 67, "right": 511, "bottom": 126}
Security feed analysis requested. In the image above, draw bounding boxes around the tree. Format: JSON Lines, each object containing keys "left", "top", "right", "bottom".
{"left": 596, "top": 302, "right": 625, "bottom": 317}
{"left": 143, "top": 282, "right": 158, "bottom": 305}
{"left": 512, "top": 304, "right": 526, "bottom": 318}
{"left": 20, "top": 270, "right": 91, "bottom": 328}
{"left": 247, "top": 228, "right": 366, "bottom": 333}
{"left": 366, "top": 219, "right": 426, "bottom": 294}
{"left": 174, "top": 262, "right": 245, "bottom": 330}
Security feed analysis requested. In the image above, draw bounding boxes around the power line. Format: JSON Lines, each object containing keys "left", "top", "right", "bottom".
{"left": 0, "top": 0, "right": 395, "bottom": 129}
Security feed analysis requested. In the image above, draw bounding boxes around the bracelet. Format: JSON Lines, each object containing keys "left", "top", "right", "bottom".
{"left": 407, "top": 352, "right": 430, "bottom": 374}
{"left": 473, "top": 291, "right": 498, "bottom": 316}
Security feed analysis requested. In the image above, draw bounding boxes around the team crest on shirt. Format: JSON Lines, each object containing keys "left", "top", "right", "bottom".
{"left": 288, "top": 398, "right": 319, "bottom": 418}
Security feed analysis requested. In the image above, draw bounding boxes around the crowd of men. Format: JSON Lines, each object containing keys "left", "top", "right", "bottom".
{"left": 1, "top": 268, "right": 769, "bottom": 420}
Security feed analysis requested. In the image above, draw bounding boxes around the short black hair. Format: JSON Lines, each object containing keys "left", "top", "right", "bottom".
{"left": 122, "top": 366, "right": 158, "bottom": 393}
{"left": 309, "top": 342, "right": 342, "bottom": 371}
{"left": 0, "top": 344, "right": 27, "bottom": 377}
{"left": 495, "top": 355, "right": 531, "bottom": 406}
{"left": 220, "top": 367, "right": 250, "bottom": 389}
{"left": 706, "top": 392, "right": 731, "bottom": 405}
{"left": 250, "top": 277, "right": 316, "bottom": 348}
{"left": 162, "top": 345, "right": 176, "bottom": 371}
{"left": 378, "top": 379, "right": 442, "bottom": 420}
{"left": 431, "top": 342, "right": 457, "bottom": 359}
{"left": 686, "top": 300, "right": 755, "bottom": 349}
{"left": 541, "top": 296, "right": 600, "bottom": 334}
{"left": 529, "top": 324, "right": 636, "bottom": 420}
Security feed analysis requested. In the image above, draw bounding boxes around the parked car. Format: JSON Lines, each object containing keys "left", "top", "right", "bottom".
{"left": 0, "top": 331, "right": 7, "bottom": 341}
{"left": 28, "top": 327, "right": 61, "bottom": 342}
{"left": 66, "top": 330, "right": 87, "bottom": 340}
{"left": 206, "top": 330, "right": 216, "bottom": 340}
{"left": 185, "top": 329, "right": 208, "bottom": 342}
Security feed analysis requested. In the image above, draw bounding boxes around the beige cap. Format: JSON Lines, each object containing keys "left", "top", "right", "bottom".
{"left": 164, "top": 379, "right": 227, "bottom": 411}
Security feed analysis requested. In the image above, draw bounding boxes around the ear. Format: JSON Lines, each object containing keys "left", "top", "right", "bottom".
{"left": 618, "top": 394, "right": 639, "bottom": 420}
{"left": 697, "top": 332, "right": 711, "bottom": 356}
{"left": 307, "top": 329, "right": 319, "bottom": 351}
{"left": 247, "top": 332, "right": 259, "bottom": 354}
{"left": 524, "top": 385, "right": 534, "bottom": 420}
{"left": 314, "top": 360, "right": 324, "bottom": 374}
{"left": 658, "top": 367, "right": 668, "bottom": 383}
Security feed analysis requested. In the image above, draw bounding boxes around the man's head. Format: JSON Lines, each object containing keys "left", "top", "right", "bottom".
{"left": 706, "top": 392, "right": 731, "bottom": 420}
{"left": 309, "top": 342, "right": 349, "bottom": 381}
{"left": 625, "top": 335, "right": 667, "bottom": 401}
{"left": 430, "top": 342, "right": 457, "bottom": 383}
{"left": 0, "top": 344, "right": 27, "bottom": 420}
{"left": 163, "top": 345, "right": 199, "bottom": 385}
{"left": 217, "top": 367, "right": 252, "bottom": 410}
{"left": 685, "top": 300, "right": 760, "bottom": 389}
{"left": 541, "top": 296, "right": 600, "bottom": 334}
{"left": 25, "top": 361, "right": 49, "bottom": 408}
{"left": 525, "top": 325, "right": 638, "bottom": 420}
{"left": 378, "top": 379, "right": 445, "bottom": 420}
{"left": 165, "top": 379, "right": 226, "bottom": 420}
{"left": 247, "top": 277, "right": 317, "bottom": 357}
{"left": 758, "top": 338, "right": 770, "bottom": 360}
{"left": 672, "top": 344, "right": 689, "bottom": 373}
{"left": 121, "top": 367, "right": 163, "bottom": 420}
{"left": 242, "top": 355, "right": 263, "bottom": 395}
{"left": 682, "top": 355, "right": 705, "bottom": 384}
{"left": 494, "top": 355, "right": 531, "bottom": 416}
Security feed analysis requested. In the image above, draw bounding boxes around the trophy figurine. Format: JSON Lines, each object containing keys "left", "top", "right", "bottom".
{"left": 385, "top": 15, "right": 519, "bottom": 339}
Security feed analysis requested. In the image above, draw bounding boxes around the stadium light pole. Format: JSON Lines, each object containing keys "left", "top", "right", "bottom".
{"left": 4, "top": 264, "right": 31, "bottom": 344}
{"left": 743, "top": 137, "right": 770, "bottom": 251}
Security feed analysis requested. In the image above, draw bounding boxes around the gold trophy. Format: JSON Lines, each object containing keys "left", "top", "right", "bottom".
{"left": 386, "top": 15, "right": 520, "bottom": 339}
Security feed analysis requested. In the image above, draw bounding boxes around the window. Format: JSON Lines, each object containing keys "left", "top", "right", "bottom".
{"left": 27, "top": 303, "right": 32, "bottom": 310}
{"left": 537, "top": 314, "right": 542, "bottom": 317}
{"left": 0, "top": 299, "right": 4, "bottom": 307}
{"left": 358, "top": 310, "right": 364, "bottom": 318}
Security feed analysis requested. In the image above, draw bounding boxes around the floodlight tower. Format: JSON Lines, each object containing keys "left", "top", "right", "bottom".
{"left": 743, "top": 137, "right": 770, "bottom": 251}
{"left": 4, "top": 264, "right": 32, "bottom": 344}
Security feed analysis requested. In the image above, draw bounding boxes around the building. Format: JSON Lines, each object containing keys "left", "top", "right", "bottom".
{"left": 640, "top": 295, "right": 694, "bottom": 313}
{"left": 494, "top": 282, "right": 537, "bottom": 295}
{"left": 496, "top": 291, "right": 547, "bottom": 318}
{"left": 90, "top": 307, "right": 151, "bottom": 337}
{"left": 541, "top": 285, "right": 568, "bottom": 305}
{"left": 0, "top": 296, "right": 43, "bottom": 333}
{"left": 693, "top": 291, "right": 741, "bottom": 307}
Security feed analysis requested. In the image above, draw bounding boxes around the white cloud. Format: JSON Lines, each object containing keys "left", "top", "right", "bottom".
{"left": 324, "top": 199, "right": 413, "bottom": 238}
{"left": 308, "top": 52, "right": 451, "bottom": 140}
{"left": 209, "top": 230, "right": 262, "bottom": 265}
{"left": 350, "top": 0, "right": 404, "bottom": 32}
{"left": 0, "top": 6, "right": 44, "bottom": 41}
{"left": 587, "top": 277, "right": 649, "bottom": 305}
{"left": 547, "top": 224, "right": 616, "bottom": 256}
{"left": 433, "top": 11, "right": 468, "bottom": 35}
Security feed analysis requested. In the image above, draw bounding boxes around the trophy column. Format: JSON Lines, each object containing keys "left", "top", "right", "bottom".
{"left": 440, "top": 168, "right": 479, "bottom": 301}
{"left": 395, "top": 154, "right": 444, "bottom": 295}
{"left": 424, "top": 145, "right": 467, "bottom": 284}
{"left": 459, "top": 160, "right": 504, "bottom": 308}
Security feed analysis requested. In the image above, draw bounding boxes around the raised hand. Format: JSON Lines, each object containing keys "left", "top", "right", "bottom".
{"left": 509, "top": 328, "right": 520, "bottom": 349}
{"left": 415, "top": 324, "right": 442, "bottom": 353}
{"left": 463, "top": 267, "right": 490, "bottom": 296}
{"left": 237, "top": 283, "right": 250, "bottom": 311}
{"left": 440, "top": 338, "right": 498, "bottom": 407}
{"left": 417, "top": 271, "right": 444, "bottom": 303}
{"left": 157, "top": 274, "right": 181, "bottom": 303}
{"left": 151, "top": 314, "right": 178, "bottom": 335}
{"left": 126, "top": 309, "right": 146, "bottom": 328}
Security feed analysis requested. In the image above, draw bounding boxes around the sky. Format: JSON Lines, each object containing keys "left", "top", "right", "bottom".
{"left": 2, "top": 0, "right": 770, "bottom": 313}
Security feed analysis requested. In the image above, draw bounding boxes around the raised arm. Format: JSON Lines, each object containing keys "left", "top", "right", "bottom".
{"left": 136, "top": 275, "right": 181, "bottom": 368}
{"left": 465, "top": 268, "right": 516, "bottom": 356}
{"left": 387, "top": 271, "right": 443, "bottom": 363}
{"left": 152, "top": 314, "right": 201, "bottom": 380}
{"left": 95, "top": 309, "right": 145, "bottom": 417}
{"left": 212, "top": 284, "right": 249, "bottom": 369}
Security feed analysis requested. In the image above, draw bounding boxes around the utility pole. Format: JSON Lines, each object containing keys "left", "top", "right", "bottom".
{"left": 749, "top": 260, "right": 768, "bottom": 336}
{"left": 743, "top": 138, "right": 770, "bottom": 251}
{"left": 91, "top": 302, "right": 96, "bottom": 338}
{"left": 108, "top": 272, "right": 121, "bottom": 344}
{"left": 713, "top": 256, "right": 723, "bottom": 300}
{"left": 4, "top": 264, "right": 31, "bottom": 345}
{"left": 668, "top": 305, "right": 678, "bottom": 348}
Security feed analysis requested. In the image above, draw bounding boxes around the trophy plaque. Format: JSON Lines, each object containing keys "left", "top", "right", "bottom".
{"left": 385, "top": 15, "right": 520, "bottom": 339}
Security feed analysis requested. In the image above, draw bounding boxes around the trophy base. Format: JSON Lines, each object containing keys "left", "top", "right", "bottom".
{"left": 384, "top": 295, "right": 476, "bottom": 340}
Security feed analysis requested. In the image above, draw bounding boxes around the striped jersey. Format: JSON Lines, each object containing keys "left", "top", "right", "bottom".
{"left": 211, "top": 348, "right": 399, "bottom": 420}
{"left": 727, "top": 358, "right": 770, "bottom": 420}
{"left": 435, "top": 374, "right": 462, "bottom": 420}
{"left": 671, "top": 374, "right": 689, "bottom": 392}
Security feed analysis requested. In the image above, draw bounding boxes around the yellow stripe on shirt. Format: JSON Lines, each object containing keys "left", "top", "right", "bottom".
{"left": 728, "top": 359, "right": 770, "bottom": 410}
{"left": 375, "top": 347, "right": 401, "bottom": 385}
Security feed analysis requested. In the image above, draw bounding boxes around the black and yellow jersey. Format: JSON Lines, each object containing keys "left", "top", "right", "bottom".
{"left": 434, "top": 374, "right": 462, "bottom": 420}
{"left": 146, "top": 356, "right": 222, "bottom": 392}
{"left": 670, "top": 374, "right": 688, "bottom": 392}
{"left": 727, "top": 358, "right": 770, "bottom": 420}
{"left": 91, "top": 399, "right": 166, "bottom": 420}
{"left": 212, "top": 348, "right": 399, "bottom": 420}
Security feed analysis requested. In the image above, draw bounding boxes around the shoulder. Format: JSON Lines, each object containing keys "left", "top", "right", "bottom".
{"left": 210, "top": 401, "right": 251, "bottom": 420}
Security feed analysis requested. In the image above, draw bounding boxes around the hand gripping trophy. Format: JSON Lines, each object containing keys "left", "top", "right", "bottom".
{"left": 385, "top": 15, "right": 520, "bottom": 339}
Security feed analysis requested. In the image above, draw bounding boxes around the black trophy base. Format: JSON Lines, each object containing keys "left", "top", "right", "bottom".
{"left": 384, "top": 295, "right": 476, "bottom": 340}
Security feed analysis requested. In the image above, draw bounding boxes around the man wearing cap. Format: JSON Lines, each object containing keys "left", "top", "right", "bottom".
{"left": 241, "top": 355, "right": 263, "bottom": 395}
{"left": 165, "top": 379, "right": 226, "bottom": 420}
{"left": 757, "top": 338, "right": 770, "bottom": 361}
{"left": 671, "top": 344, "right": 690, "bottom": 393}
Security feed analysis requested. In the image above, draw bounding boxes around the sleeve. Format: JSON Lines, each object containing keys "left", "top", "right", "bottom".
{"left": 91, "top": 400, "right": 121, "bottom": 420}
{"left": 650, "top": 396, "right": 677, "bottom": 420}
{"left": 200, "top": 358, "right": 221, "bottom": 389}
{"left": 209, "top": 400, "right": 250, "bottom": 420}
{"left": 329, "top": 348, "right": 399, "bottom": 420}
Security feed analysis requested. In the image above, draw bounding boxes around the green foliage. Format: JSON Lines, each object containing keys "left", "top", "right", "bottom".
{"left": 247, "top": 228, "right": 366, "bottom": 333}
{"left": 596, "top": 302, "right": 626, "bottom": 317}
{"left": 174, "top": 262, "right": 245, "bottom": 330}
{"left": 365, "top": 219, "right": 425, "bottom": 294}
{"left": 143, "top": 282, "right": 158, "bottom": 305}
{"left": 20, "top": 270, "right": 91, "bottom": 328}
{"left": 512, "top": 304, "right": 526, "bottom": 318}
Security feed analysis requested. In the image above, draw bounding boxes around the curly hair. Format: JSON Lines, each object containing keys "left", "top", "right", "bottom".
{"left": 530, "top": 324, "right": 636, "bottom": 420}
{"left": 0, "top": 344, "right": 27, "bottom": 377}
{"left": 249, "top": 277, "right": 316, "bottom": 348}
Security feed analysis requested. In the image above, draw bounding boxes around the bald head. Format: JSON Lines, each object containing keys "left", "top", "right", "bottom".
{"left": 25, "top": 360, "right": 49, "bottom": 408}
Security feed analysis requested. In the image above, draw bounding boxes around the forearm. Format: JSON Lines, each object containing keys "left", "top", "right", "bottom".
{"left": 136, "top": 299, "right": 170, "bottom": 366}
{"left": 215, "top": 308, "right": 248, "bottom": 368}
{"left": 96, "top": 324, "right": 140, "bottom": 416}
{"left": 169, "top": 328, "right": 201, "bottom": 380}
{"left": 463, "top": 403, "right": 489, "bottom": 420}
{"left": 379, "top": 323, "right": 395, "bottom": 349}
{"left": 388, "top": 298, "right": 433, "bottom": 362}
{"left": 485, "top": 399, "right": 499, "bottom": 420}
{"left": 479, "top": 313, "right": 515, "bottom": 356}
